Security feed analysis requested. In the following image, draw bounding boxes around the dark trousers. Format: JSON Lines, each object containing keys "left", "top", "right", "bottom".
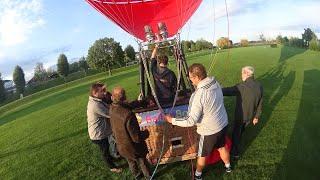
{"left": 92, "top": 138, "right": 116, "bottom": 168}
{"left": 126, "top": 157, "right": 150, "bottom": 179}
{"left": 231, "top": 121, "right": 246, "bottom": 156}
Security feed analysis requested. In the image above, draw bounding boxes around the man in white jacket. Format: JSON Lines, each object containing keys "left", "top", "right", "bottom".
{"left": 165, "top": 63, "right": 231, "bottom": 180}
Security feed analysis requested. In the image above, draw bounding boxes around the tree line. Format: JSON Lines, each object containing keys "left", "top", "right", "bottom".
{"left": 276, "top": 28, "right": 319, "bottom": 51}
{"left": 1, "top": 28, "right": 318, "bottom": 104}
{"left": 0, "top": 38, "right": 136, "bottom": 104}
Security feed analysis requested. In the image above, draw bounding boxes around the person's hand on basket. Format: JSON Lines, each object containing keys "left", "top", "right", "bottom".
{"left": 164, "top": 114, "right": 172, "bottom": 124}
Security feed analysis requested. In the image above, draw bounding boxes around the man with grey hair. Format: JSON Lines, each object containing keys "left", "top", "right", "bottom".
{"left": 222, "top": 66, "right": 263, "bottom": 159}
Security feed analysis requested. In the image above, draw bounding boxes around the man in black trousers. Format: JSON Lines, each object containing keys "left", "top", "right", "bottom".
{"left": 222, "top": 66, "right": 263, "bottom": 159}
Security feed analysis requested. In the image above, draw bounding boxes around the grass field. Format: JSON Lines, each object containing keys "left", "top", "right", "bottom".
{"left": 0, "top": 46, "right": 319, "bottom": 179}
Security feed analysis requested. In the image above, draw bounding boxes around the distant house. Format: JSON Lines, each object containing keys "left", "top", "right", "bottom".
{"left": 27, "top": 77, "right": 37, "bottom": 86}
{"left": 3, "top": 80, "right": 16, "bottom": 93}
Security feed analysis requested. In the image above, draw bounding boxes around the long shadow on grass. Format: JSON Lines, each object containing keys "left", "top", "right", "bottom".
{"left": 278, "top": 46, "right": 306, "bottom": 62}
{"left": 241, "top": 64, "right": 296, "bottom": 156}
{"left": 0, "top": 128, "right": 87, "bottom": 159}
{"left": 273, "top": 69, "right": 320, "bottom": 180}
{"left": 0, "top": 70, "right": 138, "bottom": 127}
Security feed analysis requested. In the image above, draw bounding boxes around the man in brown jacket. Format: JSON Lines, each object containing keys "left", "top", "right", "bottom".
{"left": 110, "top": 86, "right": 150, "bottom": 179}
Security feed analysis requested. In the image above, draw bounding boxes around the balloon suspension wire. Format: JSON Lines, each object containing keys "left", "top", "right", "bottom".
{"left": 136, "top": 37, "right": 183, "bottom": 180}
{"left": 208, "top": 0, "right": 219, "bottom": 75}
{"left": 223, "top": 0, "right": 231, "bottom": 85}
{"left": 181, "top": 15, "right": 195, "bottom": 179}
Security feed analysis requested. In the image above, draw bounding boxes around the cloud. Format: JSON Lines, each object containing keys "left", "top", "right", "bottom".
{"left": 0, "top": 0, "right": 45, "bottom": 46}
{"left": 0, "top": 44, "right": 72, "bottom": 80}
{"left": 0, "top": 51, "right": 4, "bottom": 59}
{"left": 181, "top": 0, "right": 320, "bottom": 43}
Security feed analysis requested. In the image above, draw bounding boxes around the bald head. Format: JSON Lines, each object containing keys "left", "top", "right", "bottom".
{"left": 112, "top": 86, "right": 126, "bottom": 103}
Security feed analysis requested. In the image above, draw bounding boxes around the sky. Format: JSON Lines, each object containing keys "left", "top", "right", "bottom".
{"left": 0, "top": 0, "right": 319, "bottom": 81}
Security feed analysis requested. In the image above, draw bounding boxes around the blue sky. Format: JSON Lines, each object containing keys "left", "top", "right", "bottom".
{"left": 0, "top": 0, "right": 319, "bottom": 80}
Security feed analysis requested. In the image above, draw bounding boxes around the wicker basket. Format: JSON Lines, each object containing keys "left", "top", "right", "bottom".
{"left": 140, "top": 123, "right": 198, "bottom": 165}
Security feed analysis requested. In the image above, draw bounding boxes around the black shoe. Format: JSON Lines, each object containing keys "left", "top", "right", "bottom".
{"left": 194, "top": 174, "right": 202, "bottom": 180}
{"left": 225, "top": 166, "right": 232, "bottom": 173}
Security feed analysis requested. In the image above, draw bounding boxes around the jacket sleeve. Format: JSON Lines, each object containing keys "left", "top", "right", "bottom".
{"left": 172, "top": 92, "right": 203, "bottom": 127}
{"left": 126, "top": 113, "right": 141, "bottom": 143}
{"left": 94, "top": 103, "right": 110, "bottom": 118}
{"left": 254, "top": 86, "right": 263, "bottom": 119}
{"left": 222, "top": 85, "right": 240, "bottom": 96}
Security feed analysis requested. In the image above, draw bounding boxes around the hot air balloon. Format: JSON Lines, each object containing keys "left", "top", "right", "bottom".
{"left": 86, "top": 0, "right": 200, "bottom": 101}
{"left": 86, "top": 0, "right": 202, "bottom": 41}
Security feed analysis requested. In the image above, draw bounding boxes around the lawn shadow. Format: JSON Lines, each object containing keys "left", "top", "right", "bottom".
{"left": 0, "top": 128, "right": 87, "bottom": 159}
{"left": 229, "top": 62, "right": 296, "bottom": 169}
{"left": 278, "top": 46, "right": 306, "bottom": 62}
{"left": 0, "top": 70, "right": 138, "bottom": 127}
{"left": 273, "top": 69, "right": 320, "bottom": 180}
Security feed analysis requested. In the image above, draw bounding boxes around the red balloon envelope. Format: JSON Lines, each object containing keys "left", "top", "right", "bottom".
{"left": 86, "top": 0, "right": 202, "bottom": 41}
{"left": 205, "top": 136, "right": 232, "bottom": 165}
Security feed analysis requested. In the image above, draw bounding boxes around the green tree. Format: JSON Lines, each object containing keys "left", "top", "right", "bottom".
{"left": 289, "top": 37, "right": 304, "bottom": 48}
{"left": 57, "top": 54, "right": 69, "bottom": 78}
{"left": 69, "top": 61, "right": 80, "bottom": 73}
{"left": 276, "top": 35, "right": 283, "bottom": 44}
{"left": 259, "top": 34, "right": 266, "bottom": 42}
{"left": 0, "top": 73, "right": 6, "bottom": 103}
{"left": 302, "top": 28, "right": 317, "bottom": 47}
{"left": 13, "top": 65, "right": 26, "bottom": 95}
{"left": 87, "top": 37, "right": 124, "bottom": 76}
{"left": 34, "top": 62, "right": 47, "bottom": 82}
{"left": 115, "top": 43, "right": 125, "bottom": 68}
{"left": 46, "top": 67, "right": 56, "bottom": 78}
{"left": 182, "top": 40, "right": 191, "bottom": 53}
{"left": 194, "top": 39, "right": 213, "bottom": 51}
{"left": 124, "top": 45, "right": 136, "bottom": 62}
{"left": 283, "top": 36, "right": 289, "bottom": 45}
{"left": 309, "top": 38, "right": 319, "bottom": 51}
{"left": 79, "top": 57, "right": 89, "bottom": 75}
{"left": 240, "top": 39, "right": 249, "bottom": 47}
{"left": 190, "top": 41, "right": 197, "bottom": 51}
{"left": 216, "top": 37, "right": 231, "bottom": 49}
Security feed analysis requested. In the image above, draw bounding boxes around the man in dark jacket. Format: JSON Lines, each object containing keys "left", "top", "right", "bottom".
{"left": 222, "top": 66, "right": 263, "bottom": 158}
{"left": 110, "top": 86, "right": 150, "bottom": 179}
{"left": 151, "top": 46, "right": 177, "bottom": 104}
